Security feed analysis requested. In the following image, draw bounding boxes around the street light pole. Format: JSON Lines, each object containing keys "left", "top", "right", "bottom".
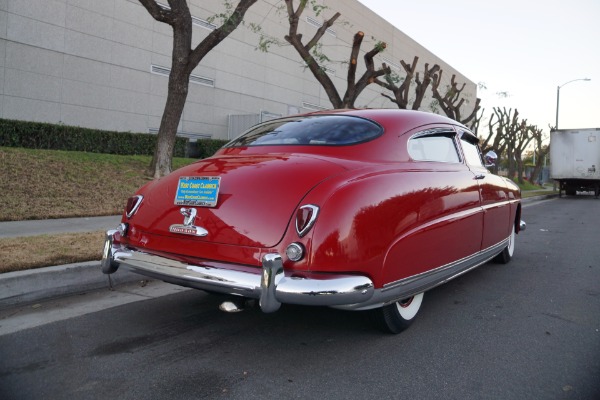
{"left": 555, "top": 78, "right": 591, "bottom": 129}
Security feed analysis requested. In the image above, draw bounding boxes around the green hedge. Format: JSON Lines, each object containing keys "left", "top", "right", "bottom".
{"left": 0, "top": 118, "right": 189, "bottom": 157}
{"left": 193, "top": 139, "right": 229, "bottom": 159}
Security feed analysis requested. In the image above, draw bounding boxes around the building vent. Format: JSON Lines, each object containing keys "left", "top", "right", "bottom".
{"left": 151, "top": 65, "right": 170, "bottom": 77}
{"left": 302, "top": 62, "right": 335, "bottom": 76}
{"left": 302, "top": 102, "right": 328, "bottom": 111}
{"left": 306, "top": 16, "right": 336, "bottom": 36}
{"left": 322, "top": 66, "right": 335, "bottom": 76}
{"left": 156, "top": 3, "right": 215, "bottom": 30}
{"left": 151, "top": 65, "right": 215, "bottom": 87}
{"left": 228, "top": 114, "right": 260, "bottom": 139}
{"left": 149, "top": 128, "right": 211, "bottom": 142}
{"left": 382, "top": 57, "right": 401, "bottom": 71}
{"left": 192, "top": 16, "right": 217, "bottom": 31}
{"left": 189, "top": 74, "right": 215, "bottom": 87}
{"left": 260, "top": 111, "right": 282, "bottom": 122}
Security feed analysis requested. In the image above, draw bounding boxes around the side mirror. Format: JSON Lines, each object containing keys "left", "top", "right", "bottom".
{"left": 484, "top": 151, "right": 498, "bottom": 168}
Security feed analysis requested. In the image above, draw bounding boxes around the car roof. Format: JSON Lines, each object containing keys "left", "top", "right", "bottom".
{"left": 221, "top": 109, "right": 472, "bottom": 163}
{"left": 305, "top": 108, "right": 467, "bottom": 130}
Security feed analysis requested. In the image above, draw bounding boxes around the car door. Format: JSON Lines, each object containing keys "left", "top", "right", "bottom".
{"left": 380, "top": 128, "right": 484, "bottom": 284}
{"left": 458, "top": 130, "right": 511, "bottom": 250}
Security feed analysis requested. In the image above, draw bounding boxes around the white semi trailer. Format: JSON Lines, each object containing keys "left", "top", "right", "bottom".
{"left": 550, "top": 128, "right": 600, "bottom": 198}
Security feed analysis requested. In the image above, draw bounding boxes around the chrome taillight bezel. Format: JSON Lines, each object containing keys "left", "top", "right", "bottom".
{"left": 295, "top": 204, "right": 319, "bottom": 237}
{"left": 125, "top": 195, "right": 144, "bottom": 219}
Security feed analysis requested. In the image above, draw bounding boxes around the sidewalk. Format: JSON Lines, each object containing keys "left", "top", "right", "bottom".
{"left": 0, "top": 215, "right": 122, "bottom": 238}
{"left": 0, "top": 215, "right": 141, "bottom": 308}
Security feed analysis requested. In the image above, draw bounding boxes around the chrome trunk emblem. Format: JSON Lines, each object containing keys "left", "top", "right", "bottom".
{"left": 169, "top": 207, "right": 208, "bottom": 237}
{"left": 180, "top": 207, "right": 197, "bottom": 226}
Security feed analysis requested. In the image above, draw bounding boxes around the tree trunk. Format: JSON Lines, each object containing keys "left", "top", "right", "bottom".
{"left": 515, "top": 153, "right": 525, "bottom": 184}
{"left": 150, "top": 68, "right": 189, "bottom": 178}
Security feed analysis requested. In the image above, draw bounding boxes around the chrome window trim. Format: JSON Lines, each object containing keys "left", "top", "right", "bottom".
{"left": 409, "top": 127, "right": 455, "bottom": 139}
{"left": 407, "top": 128, "right": 462, "bottom": 163}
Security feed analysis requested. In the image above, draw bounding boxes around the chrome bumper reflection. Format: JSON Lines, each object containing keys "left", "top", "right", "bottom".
{"left": 101, "top": 231, "right": 374, "bottom": 313}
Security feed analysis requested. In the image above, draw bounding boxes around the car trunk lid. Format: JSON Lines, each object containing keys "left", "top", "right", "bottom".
{"left": 129, "top": 153, "right": 348, "bottom": 248}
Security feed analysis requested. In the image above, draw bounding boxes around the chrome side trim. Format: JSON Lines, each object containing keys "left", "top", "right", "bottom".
{"left": 333, "top": 239, "right": 508, "bottom": 311}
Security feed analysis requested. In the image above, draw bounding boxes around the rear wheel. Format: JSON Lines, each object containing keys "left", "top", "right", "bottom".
{"left": 494, "top": 223, "right": 515, "bottom": 264}
{"left": 371, "top": 293, "right": 424, "bottom": 334}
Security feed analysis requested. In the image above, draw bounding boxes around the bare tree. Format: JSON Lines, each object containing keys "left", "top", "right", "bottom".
{"left": 283, "top": 0, "right": 389, "bottom": 108}
{"left": 374, "top": 56, "right": 440, "bottom": 110}
{"left": 528, "top": 127, "right": 550, "bottom": 185}
{"left": 479, "top": 107, "right": 519, "bottom": 175}
{"left": 431, "top": 71, "right": 481, "bottom": 129}
{"left": 470, "top": 107, "right": 484, "bottom": 136}
{"left": 513, "top": 122, "right": 535, "bottom": 184}
{"left": 138, "top": 0, "right": 257, "bottom": 178}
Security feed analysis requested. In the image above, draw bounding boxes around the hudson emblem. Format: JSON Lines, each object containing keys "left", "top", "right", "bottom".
{"left": 180, "top": 207, "right": 197, "bottom": 226}
{"left": 169, "top": 207, "right": 208, "bottom": 237}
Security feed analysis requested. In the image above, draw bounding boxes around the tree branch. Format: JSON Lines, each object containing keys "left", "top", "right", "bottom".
{"left": 138, "top": 0, "right": 174, "bottom": 24}
{"left": 305, "top": 12, "right": 341, "bottom": 50}
{"left": 188, "top": 0, "right": 258, "bottom": 69}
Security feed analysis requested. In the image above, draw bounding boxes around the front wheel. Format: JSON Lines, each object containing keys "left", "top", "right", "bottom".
{"left": 371, "top": 293, "right": 424, "bottom": 334}
{"left": 494, "top": 223, "right": 515, "bottom": 264}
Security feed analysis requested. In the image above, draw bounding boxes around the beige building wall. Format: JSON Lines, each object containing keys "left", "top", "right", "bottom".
{"left": 0, "top": 0, "right": 477, "bottom": 141}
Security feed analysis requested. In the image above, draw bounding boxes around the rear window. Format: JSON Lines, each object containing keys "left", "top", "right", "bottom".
{"left": 225, "top": 115, "right": 383, "bottom": 147}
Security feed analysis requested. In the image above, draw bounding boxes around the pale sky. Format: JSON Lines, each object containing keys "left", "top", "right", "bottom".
{"left": 356, "top": 0, "right": 600, "bottom": 133}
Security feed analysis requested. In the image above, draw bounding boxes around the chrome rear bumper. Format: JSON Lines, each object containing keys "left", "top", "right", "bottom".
{"left": 101, "top": 230, "right": 374, "bottom": 313}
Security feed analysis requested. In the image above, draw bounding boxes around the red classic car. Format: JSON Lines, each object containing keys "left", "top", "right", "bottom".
{"left": 102, "top": 109, "right": 525, "bottom": 333}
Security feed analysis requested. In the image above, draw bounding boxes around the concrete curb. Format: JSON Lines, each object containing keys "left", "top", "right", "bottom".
{"left": 0, "top": 261, "right": 144, "bottom": 309}
{"left": 522, "top": 193, "right": 559, "bottom": 204}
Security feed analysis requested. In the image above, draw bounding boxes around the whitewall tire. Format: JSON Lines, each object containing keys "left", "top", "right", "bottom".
{"left": 372, "top": 292, "right": 424, "bottom": 334}
{"left": 495, "top": 223, "right": 516, "bottom": 264}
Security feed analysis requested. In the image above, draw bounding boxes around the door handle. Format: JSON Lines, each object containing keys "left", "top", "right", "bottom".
{"left": 474, "top": 174, "right": 486, "bottom": 180}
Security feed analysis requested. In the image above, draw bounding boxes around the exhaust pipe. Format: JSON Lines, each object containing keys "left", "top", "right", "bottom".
{"left": 219, "top": 299, "right": 255, "bottom": 313}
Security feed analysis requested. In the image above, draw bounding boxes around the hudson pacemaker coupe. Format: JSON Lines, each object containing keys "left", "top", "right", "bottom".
{"left": 102, "top": 109, "right": 525, "bottom": 333}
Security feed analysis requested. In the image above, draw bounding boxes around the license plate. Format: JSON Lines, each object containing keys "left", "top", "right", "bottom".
{"left": 174, "top": 176, "right": 220, "bottom": 207}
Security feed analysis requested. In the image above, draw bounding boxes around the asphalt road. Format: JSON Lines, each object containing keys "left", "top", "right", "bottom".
{"left": 1, "top": 196, "right": 599, "bottom": 400}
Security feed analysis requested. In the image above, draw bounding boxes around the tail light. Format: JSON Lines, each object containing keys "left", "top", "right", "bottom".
{"left": 125, "top": 195, "right": 143, "bottom": 218}
{"left": 286, "top": 242, "right": 305, "bottom": 261}
{"left": 295, "top": 204, "right": 319, "bottom": 237}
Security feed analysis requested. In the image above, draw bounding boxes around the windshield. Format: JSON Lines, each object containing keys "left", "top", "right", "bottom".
{"left": 225, "top": 115, "right": 383, "bottom": 147}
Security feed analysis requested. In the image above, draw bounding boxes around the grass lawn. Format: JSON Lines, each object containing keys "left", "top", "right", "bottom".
{"left": 0, "top": 147, "right": 195, "bottom": 221}
{"left": 0, "top": 147, "right": 197, "bottom": 273}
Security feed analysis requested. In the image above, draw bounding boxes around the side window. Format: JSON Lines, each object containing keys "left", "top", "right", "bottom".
{"left": 408, "top": 133, "right": 460, "bottom": 163}
{"left": 460, "top": 138, "right": 484, "bottom": 167}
